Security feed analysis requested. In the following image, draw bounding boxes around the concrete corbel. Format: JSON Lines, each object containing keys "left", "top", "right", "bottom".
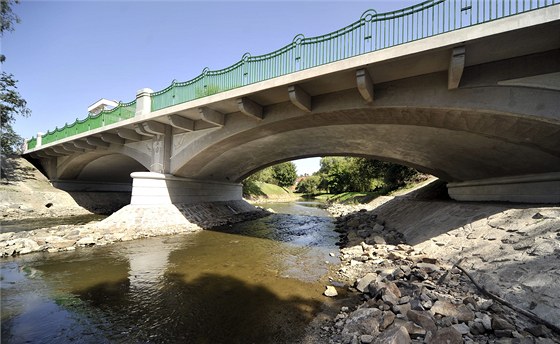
{"left": 237, "top": 97, "right": 263, "bottom": 120}
{"left": 72, "top": 140, "right": 97, "bottom": 150}
{"left": 62, "top": 143, "right": 86, "bottom": 153}
{"left": 288, "top": 85, "right": 312, "bottom": 112}
{"left": 134, "top": 123, "right": 155, "bottom": 137}
{"left": 142, "top": 121, "right": 167, "bottom": 135}
{"left": 356, "top": 69, "right": 374, "bottom": 103}
{"left": 33, "top": 151, "right": 55, "bottom": 158}
{"left": 51, "top": 145, "right": 74, "bottom": 155}
{"left": 448, "top": 46, "right": 466, "bottom": 90}
{"left": 168, "top": 115, "right": 195, "bottom": 131}
{"left": 86, "top": 137, "right": 110, "bottom": 148}
{"left": 199, "top": 107, "right": 225, "bottom": 127}
{"left": 101, "top": 133, "right": 125, "bottom": 145}
{"left": 42, "top": 148, "right": 64, "bottom": 157}
{"left": 117, "top": 129, "right": 142, "bottom": 141}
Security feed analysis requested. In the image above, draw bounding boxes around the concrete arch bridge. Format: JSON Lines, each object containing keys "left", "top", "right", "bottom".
{"left": 24, "top": 2, "right": 560, "bottom": 208}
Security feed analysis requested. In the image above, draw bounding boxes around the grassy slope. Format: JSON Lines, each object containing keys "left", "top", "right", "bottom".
{"left": 243, "top": 181, "right": 298, "bottom": 201}
{"left": 315, "top": 192, "right": 380, "bottom": 204}
{"left": 313, "top": 176, "right": 435, "bottom": 205}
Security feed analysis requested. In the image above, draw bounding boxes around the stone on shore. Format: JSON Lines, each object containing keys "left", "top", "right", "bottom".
{"left": 324, "top": 286, "right": 338, "bottom": 297}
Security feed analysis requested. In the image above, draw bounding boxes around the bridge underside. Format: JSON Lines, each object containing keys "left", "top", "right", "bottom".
{"left": 176, "top": 107, "right": 560, "bottom": 184}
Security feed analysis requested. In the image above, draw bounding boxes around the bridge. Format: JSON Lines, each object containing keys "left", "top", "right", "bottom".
{"left": 23, "top": 0, "right": 560, "bottom": 210}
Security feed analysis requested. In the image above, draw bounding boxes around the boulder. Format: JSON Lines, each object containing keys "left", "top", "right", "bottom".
{"left": 374, "top": 325, "right": 410, "bottom": 344}
{"left": 406, "top": 310, "right": 437, "bottom": 334}
{"left": 324, "top": 286, "right": 338, "bottom": 297}
{"left": 356, "top": 273, "right": 378, "bottom": 293}
{"left": 343, "top": 307, "right": 383, "bottom": 337}
{"left": 431, "top": 300, "right": 475, "bottom": 322}
{"left": 491, "top": 316, "right": 515, "bottom": 331}
{"left": 429, "top": 327, "right": 463, "bottom": 344}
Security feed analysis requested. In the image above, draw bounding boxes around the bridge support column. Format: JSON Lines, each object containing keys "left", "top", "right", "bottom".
{"left": 447, "top": 173, "right": 560, "bottom": 204}
{"left": 130, "top": 172, "right": 242, "bottom": 205}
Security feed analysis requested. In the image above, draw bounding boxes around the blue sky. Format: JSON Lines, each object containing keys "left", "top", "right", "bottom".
{"left": 4, "top": 0, "right": 415, "bottom": 175}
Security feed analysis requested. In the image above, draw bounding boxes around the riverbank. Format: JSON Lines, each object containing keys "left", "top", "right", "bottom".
{"left": 0, "top": 155, "right": 269, "bottom": 257}
{"left": 309, "top": 179, "right": 560, "bottom": 343}
{"left": 1, "top": 156, "right": 94, "bottom": 220}
{"left": 0, "top": 201, "right": 269, "bottom": 257}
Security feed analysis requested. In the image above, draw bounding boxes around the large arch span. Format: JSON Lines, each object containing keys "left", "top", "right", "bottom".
{"left": 170, "top": 86, "right": 560, "bottom": 184}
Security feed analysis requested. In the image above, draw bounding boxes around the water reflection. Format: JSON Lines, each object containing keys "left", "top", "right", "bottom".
{"left": 1, "top": 203, "right": 339, "bottom": 343}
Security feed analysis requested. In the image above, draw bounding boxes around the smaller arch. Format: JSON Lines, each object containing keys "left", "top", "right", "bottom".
{"left": 57, "top": 149, "right": 150, "bottom": 182}
{"left": 75, "top": 154, "right": 148, "bottom": 183}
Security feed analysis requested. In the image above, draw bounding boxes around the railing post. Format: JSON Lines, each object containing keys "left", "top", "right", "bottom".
{"left": 135, "top": 88, "right": 153, "bottom": 117}
{"left": 37, "top": 132, "right": 44, "bottom": 148}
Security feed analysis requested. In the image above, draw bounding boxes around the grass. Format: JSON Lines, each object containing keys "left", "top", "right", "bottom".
{"left": 314, "top": 191, "right": 382, "bottom": 204}
{"left": 243, "top": 181, "right": 297, "bottom": 201}
{"left": 310, "top": 176, "right": 433, "bottom": 204}
{"left": 256, "top": 182, "right": 290, "bottom": 196}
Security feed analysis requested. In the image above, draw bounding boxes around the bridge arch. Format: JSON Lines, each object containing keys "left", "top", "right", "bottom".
{"left": 171, "top": 83, "right": 560, "bottom": 184}
{"left": 57, "top": 147, "right": 150, "bottom": 182}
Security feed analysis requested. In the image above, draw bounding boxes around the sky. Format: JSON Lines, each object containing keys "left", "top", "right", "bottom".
{"left": 3, "top": 0, "right": 415, "bottom": 175}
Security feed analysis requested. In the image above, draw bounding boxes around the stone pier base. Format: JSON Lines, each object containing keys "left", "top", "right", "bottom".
{"left": 447, "top": 173, "right": 560, "bottom": 204}
{"left": 96, "top": 200, "right": 266, "bottom": 232}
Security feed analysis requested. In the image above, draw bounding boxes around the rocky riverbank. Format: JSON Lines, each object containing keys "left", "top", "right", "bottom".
{"left": 1, "top": 155, "right": 270, "bottom": 257}
{"left": 311, "top": 185, "right": 560, "bottom": 343}
{"left": 0, "top": 201, "right": 269, "bottom": 257}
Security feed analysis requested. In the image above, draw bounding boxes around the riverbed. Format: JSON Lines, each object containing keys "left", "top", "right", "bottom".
{"left": 1, "top": 201, "right": 341, "bottom": 343}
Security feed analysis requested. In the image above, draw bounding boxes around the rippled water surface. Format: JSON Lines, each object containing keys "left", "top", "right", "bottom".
{"left": 1, "top": 202, "right": 340, "bottom": 343}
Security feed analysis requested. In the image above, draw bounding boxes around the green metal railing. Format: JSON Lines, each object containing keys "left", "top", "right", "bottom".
{"left": 27, "top": 0, "right": 559, "bottom": 150}
{"left": 39, "top": 100, "right": 136, "bottom": 145}
{"left": 27, "top": 137, "right": 37, "bottom": 150}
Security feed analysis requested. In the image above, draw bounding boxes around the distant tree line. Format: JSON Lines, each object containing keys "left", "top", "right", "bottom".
{"left": 296, "top": 157, "right": 420, "bottom": 195}
{"left": 243, "top": 161, "right": 298, "bottom": 189}
{"left": 243, "top": 157, "right": 421, "bottom": 196}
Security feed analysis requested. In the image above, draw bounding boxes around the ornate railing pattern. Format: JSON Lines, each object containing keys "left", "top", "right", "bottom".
{"left": 27, "top": 0, "right": 559, "bottom": 149}
{"left": 27, "top": 137, "right": 37, "bottom": 150}
{"left": 39, "top": 100, "right": 136, "bottom": 145}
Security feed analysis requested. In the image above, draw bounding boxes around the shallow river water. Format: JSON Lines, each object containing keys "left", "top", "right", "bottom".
{"left": 1, "top": 201, "right": 341, "bottom": 343}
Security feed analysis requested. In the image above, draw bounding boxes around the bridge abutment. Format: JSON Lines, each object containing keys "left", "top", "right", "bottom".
{"left": 130, "top": 172, "right": 242, "bottom": 205}
{"left": 447, "top": 173, "right": 560, "bottom": 204}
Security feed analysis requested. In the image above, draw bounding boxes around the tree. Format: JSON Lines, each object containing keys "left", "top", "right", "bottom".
{"left": 1, "top": 0, "right": 30, "bottom": 155}
{"left": 318, "top": 157, "right": 353, "bottom": 193}
{"left": 272, "top": 162, "right": 297, "bottom": 188}
{"left": 245, "top": 166, "right": 275, "bottom": 184}
{"left": 296, "top": 175, "right": 321, "bottom": 195}
{"left": 317, "top": 156, "right": 420, "bottom": 194}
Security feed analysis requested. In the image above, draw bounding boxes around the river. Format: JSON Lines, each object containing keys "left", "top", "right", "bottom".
{"left": 1, "top": 201, "right": 342, "bottom": 343}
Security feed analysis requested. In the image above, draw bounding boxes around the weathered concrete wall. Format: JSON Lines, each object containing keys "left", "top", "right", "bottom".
{"left": 447, "top": 173, "right": 560, "bottom": 203}
{"left": 130, "top": 172, "right": 242, "bottom": 205}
